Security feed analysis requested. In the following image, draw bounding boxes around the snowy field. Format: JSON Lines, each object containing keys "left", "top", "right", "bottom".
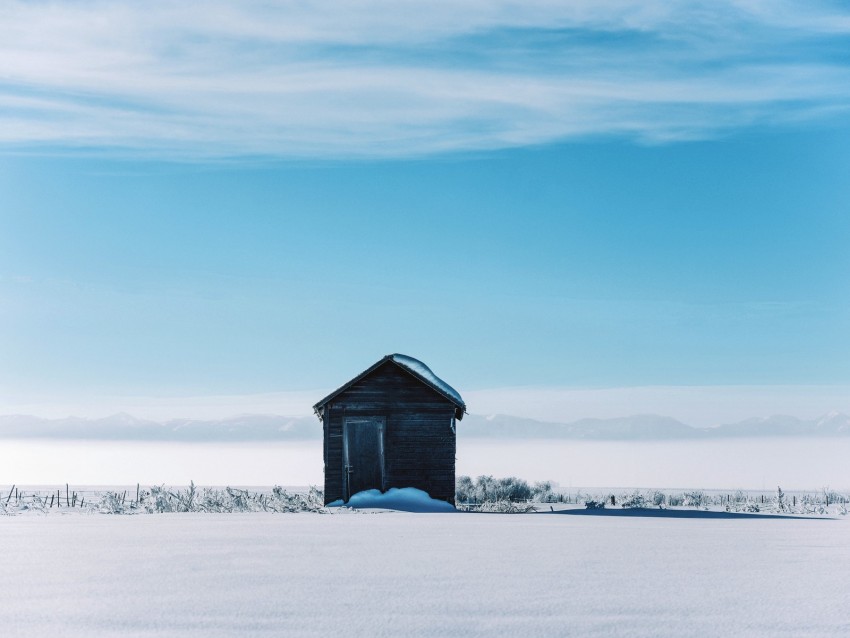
{"left": 2, "top": 511, "right": 849, "bottom": 637}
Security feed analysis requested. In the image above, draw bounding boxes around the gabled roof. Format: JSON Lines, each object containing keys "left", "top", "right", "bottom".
{"left": 313, "top": 354, "right": 466, "bottom": 420}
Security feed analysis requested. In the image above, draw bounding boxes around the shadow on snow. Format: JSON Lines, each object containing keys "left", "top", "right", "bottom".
{"left": 549, "top": 508, "right": 832, "bottom": 520}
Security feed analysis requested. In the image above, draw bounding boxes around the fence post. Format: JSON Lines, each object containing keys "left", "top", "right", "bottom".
{"left": 5, "top": 485, "right": 14, "bottom": 504}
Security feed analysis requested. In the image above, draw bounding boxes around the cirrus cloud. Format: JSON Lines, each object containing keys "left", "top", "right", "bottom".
{"left": 1, "top": 0, "right": 850, "bottom": 158}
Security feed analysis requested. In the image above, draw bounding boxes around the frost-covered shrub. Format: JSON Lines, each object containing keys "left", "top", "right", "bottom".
{"left": 484, "top": 476, "right": 532, "bottom": 502}
{"left": 135, "top": 484, "right": 327, "bottom": 514}
{"left": 455, "top": 475, "right": 475, "bottom": 503}
{"left": 143, "top": 486, "right": 176, "bottom": 513}
{"left": 775, "top": 486, "right": 787, "bottom": 513}
{"left": 268, "top": 485, "right": 325, "bottom": 512}
{"left": 652, "top": 491, "right": 666, "bottom": 507}
{"left": 683, "top": 490, "right": 705, "bottom": 507}
{"left": 99, "top": 491, "right": 127, "bottom": 514}
{"left": 667, "top": 494, "right": 684, "bottom": 506}
{"left": 532, "top": 481, "right": 557, "bottom": 503}
{"left": 584, "top": 499, "right": 605, "bottom": 509}
{"left": 1, "top": 493, "right": 49, "bottom": 514}
{"left": 455, "top": 475, "right": 547, "bottom": 512}
{"left": 455, "top": 475, "right": 533, "bottom": 504}
{"left": 724, "top": 490, "right": 758, "bottom": 513}
{"left": 798, "top": 493, "right": 830, "bottom": 515}
{"left": 822, "top": 488, "right": 843, "bottom": 507}
{"left": 0, "top": 485, "right": 529, "bottom": 517}
{"left": 620, "top": 491, "right": 649, "bottom": 509}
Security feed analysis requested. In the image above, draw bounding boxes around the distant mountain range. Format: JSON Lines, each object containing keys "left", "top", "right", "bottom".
{"left": 1, "top": 411, "right": 849, "bottom": 441}
{"left": 0, "top": 413, "right": 321, "bottom": 441}
{"left": 460, "top": 411, "right": 850, "bottom": 439}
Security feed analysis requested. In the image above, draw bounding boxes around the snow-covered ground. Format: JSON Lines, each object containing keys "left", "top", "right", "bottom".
{"left": 2, "top": 511, "right": 848, "bottom": 637}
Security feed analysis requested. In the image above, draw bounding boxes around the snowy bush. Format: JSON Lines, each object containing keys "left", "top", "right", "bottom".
{"left": 584, "top": 499, "right": 605, "bottom": 509}
{"left": 798, "top": 493, "right": 830, "bottom": 515}
{"left": 620, "top": 491, "right": 649, "bottom": 509}
{"left": 485, "top": 476, "right": 532, "bottom": 502}
{"left": 455, "top": 475, "right": 475, "bottom": 503}
{"left": 144, "top": 486, "right": 176, "bottom": 513}
{"left": 532, "top": 481, "right": 558, "bottom": 503}
{"left": 455, "top": 475, "right": 533, "bottom": 504}
{"left": 683, "top": 490, "right": 705, "bottom": 507}
{"left": 774, "top": 486, "right": 787, "bottom": 513}
{"left": 651, "top": 490, "right": 666, "bottom": 507}
{"left": 99, "top": 491, "right": 128, "bottom": 514}
{"left": 822, "top": 487, "right": 844, "bottom": 508}
{"left": 1, "top": 493, "right": 48, "bottom": 514}
{"left": 455, "top": 475, "right": 543, "bottom": 512}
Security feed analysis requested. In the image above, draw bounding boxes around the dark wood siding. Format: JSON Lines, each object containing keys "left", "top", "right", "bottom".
{"left": 322, "top": 361, "right": 457, "bottom": 505}
{"left": 324, "top": 408, "right": 344, "bottom": 503}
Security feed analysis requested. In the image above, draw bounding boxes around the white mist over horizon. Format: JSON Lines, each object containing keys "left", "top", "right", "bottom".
{"left": 2, "top": 438, "right": 848, "bottom": 492}
{"left": 3, "top": 384, "right": 850, "bottom": 427}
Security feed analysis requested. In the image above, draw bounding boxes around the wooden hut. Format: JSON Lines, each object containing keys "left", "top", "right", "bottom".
{"left": 313, "top": 354, "right": 466, "bottom": 505}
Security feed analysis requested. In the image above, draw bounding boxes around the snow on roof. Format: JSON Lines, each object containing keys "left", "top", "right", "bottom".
{"left": 313, "top": 353, "right": 465, "bottom": 417}
{"left": 389, "top": 353, "right": 465, "bottom": 409}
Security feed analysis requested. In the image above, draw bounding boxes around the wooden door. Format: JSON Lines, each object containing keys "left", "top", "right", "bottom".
{"left": 343, "top": 417, "right": 384, "bottom": 500}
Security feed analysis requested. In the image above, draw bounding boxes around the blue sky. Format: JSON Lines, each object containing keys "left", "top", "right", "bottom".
{"left": 1, "top": 1, "right": 849, "bottom": 419}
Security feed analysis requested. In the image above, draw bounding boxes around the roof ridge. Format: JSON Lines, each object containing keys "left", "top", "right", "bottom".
{"left": 313, "top": 354, "right": 465, "bottom": 419}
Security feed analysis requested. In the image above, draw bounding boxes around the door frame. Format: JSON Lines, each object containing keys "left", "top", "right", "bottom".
{"left": 342, "top": 416, "right": 386, "bottom": 500}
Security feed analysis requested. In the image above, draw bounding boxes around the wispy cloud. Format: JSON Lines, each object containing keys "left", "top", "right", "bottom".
{"left": 1, "top": 0, "right": 850, "bottom": 157}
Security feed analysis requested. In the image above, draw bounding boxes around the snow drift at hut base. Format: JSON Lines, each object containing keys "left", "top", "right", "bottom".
{"left": 327, "top": 487, "right": 455, "bottom": 512}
